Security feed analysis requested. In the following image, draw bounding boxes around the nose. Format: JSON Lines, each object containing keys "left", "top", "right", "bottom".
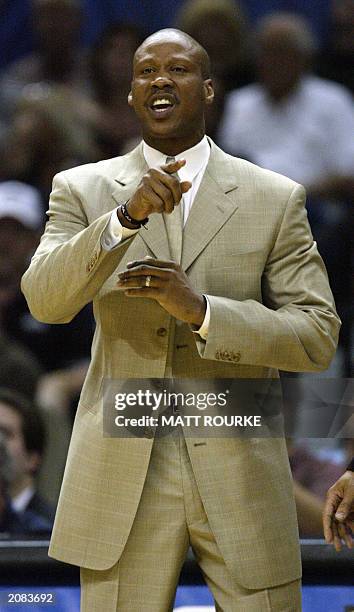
{"left": 151, "top": 75, "right": 173, "bottom": 88}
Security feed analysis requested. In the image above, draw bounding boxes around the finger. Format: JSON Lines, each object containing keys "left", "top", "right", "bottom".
{"left": 149, "top": 176, "right": 177, "bottom": 214}
{"left": 118, "top": 265, "right": 170, "bottom": 281}
{"left": 124, "top": 287, "right": 160, "bottom": 299}
{"left": 160, "top": 158, "right": 186, "bottom": 174}
{"left": 335, "top": 499, "right": 351, "bottom": 522}
{"left": 125, "top": 259, "right": 178, "bottom": 270}
{"left": 337, "top": 521, "right": 348, "bottom": 546}
{"left": 323, "top": 516, "right": 334, "bottom": 543}
{"left": 181, "top": 180, "right": 192, "bottom": 193}
{"left": 117, "top": 276, "right": 165, "bottom": 289}
{"left": 149, "top": 169, "right": 183, "bottom": 206}
{"left": 332, "top": 521, "right": 342, "bottom": 552}
{"left": 323, "top": 497, "right": 336, "bottom": 542}
{"left": 142, "top": 184, "right": 165, "bottom": 213}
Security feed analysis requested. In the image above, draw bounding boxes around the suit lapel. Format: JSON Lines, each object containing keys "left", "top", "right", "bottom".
{"left": 112, "top": 143, "right": 170, "bottom": 261}
{"left": 182, "top": 141, "right": 239, "bottom": 271}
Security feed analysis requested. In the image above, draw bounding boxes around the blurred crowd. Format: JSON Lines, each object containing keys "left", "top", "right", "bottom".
{"left": 0, "top": 0, "right": 353, "bottom": 540}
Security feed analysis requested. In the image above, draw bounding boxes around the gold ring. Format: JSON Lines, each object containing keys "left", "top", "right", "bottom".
{"left": 145, "top": 275, "right": 151, "bottom": 287}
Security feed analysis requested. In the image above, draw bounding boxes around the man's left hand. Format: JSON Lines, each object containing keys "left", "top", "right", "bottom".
{"left": 117, "top": 257, "right": 206, "bottom": 326}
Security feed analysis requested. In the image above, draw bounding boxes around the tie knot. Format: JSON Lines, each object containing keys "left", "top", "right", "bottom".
{"left": 165, "top": 156, "right": 175, "bottom": 164}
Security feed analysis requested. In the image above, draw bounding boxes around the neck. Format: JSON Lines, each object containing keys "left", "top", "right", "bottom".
{"left": 267, "top": 79, "right": 301, "bottom": 103}
{"left": 143, "top": 130, "right": 205, "bottom": 156}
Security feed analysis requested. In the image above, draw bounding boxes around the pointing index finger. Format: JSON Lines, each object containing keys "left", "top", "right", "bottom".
{"left": 161, "top": 158, "right": 186, "bottom": 174}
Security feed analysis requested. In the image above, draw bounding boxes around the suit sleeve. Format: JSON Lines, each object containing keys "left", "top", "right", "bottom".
{"left": 195, "top": 184, "right": 341, "bottom": 372}
{"left": 21, "top": 171, "right": 136, "bottom": 324}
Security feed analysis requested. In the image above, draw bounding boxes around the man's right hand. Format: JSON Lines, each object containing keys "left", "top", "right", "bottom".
{"left": 126, "top": 158, "right": 192, "bottom": 221}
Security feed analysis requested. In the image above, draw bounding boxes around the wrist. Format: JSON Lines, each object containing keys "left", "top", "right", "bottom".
{"left": 191, "top": 295, "right": 206, "bottom": 327}
{"left": 117, "top": 201, "right": 148, "bottom": 229}
{"left": 126, "top": 199, "right": 149, "bottom": 223}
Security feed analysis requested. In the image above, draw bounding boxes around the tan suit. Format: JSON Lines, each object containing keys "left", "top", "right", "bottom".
{"left": 21, "top": 139, "right": 339, "bottom": 599}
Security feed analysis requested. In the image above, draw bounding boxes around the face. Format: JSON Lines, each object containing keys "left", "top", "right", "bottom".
{"left": 100, "top": 32, "right": 137, "bottom": 89}
{"left": 0, "top": 403, "right": 39, "bottom": 489}
{"left": 257, "top": 30, "right": 305, "bottom": 100}
{"left": 128, "top": 35, "right": 214, "bottom": 154}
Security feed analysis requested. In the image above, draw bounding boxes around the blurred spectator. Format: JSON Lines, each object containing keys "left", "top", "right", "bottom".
{"left": 0, "top": 86, "right": 99, "bottom": 208}
{"left": 0, "top": 335, "right": 41, "bottom": 401}
{"left": 175, "top": 0, "right": 253, "bottom": 92}
{"left": 0, "top": 391, "right": 53, "bottom": 534}
{"left": 289, "top": 441, "right": 345, "bottom": 500}
{"left": 218, "top": 12, "right": 354, "bottom": 197}
{"left": 35, "top": 361, "right": 88, "bottom": 504}
{"left": 0, "top": 0, "right": 87, "bottom": 124}
{"left": 175, "top": 0, "right": 255, "bottom": 143}
{"left": 0, "top": 180, "right": 94, "bottom": 371}
{"left": 85, "top": 23, "right": 143, "bottom": 158}
{"left": 218, "top": 12, "right": 354, "bottom": 373}
{"left": 288, "top": 440, "right": 347, "bottom": 537}
{"left": 317, "top": 0, "right": 354, "bottom": 94}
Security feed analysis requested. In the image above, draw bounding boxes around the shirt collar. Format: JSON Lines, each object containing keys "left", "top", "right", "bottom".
{"left": 142, "top": 135, "right": 210, "bottom": 183}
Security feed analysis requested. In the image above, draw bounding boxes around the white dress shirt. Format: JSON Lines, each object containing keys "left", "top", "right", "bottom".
{"left": 101, "top": 136, "right": 211, "bottom": 338}
{"left": 218, "top": 76, "right": 354, "bottom": 186}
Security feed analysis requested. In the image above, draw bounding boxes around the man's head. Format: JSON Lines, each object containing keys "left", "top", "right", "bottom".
{"left": 255, "top": 13, "right": 317, "bottom": 101}
{"left": 0, "top": 181, "right": 42, "bottom": 308}
{"left": 128, "top": 28, "right": 214, "bottom": 154}
{"left": 176, "top": 0, "right": 248, "bottom": 80}
{"left": 0, "top": 389, "right": 46, "bottom": 497}
{"left": 33, "top": 0, "right": 82, "bottom": 57}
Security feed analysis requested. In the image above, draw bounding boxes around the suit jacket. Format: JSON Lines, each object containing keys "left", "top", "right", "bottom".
{"left": 21, "top": 139, "right": 340, "bottom": 589}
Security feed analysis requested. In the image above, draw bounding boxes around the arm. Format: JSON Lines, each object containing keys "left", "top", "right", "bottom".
{"left": 21, "top": 171, "right": 137, "bottom": 324}
{"left": 195, "top": 185, "right": 341, "bottom": 372}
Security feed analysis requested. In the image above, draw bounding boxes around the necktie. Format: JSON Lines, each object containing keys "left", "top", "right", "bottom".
{"left": 164, "top": 156, "right": 183, "bottom": 263}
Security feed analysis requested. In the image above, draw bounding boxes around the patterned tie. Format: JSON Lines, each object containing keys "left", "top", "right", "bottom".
{"left": 164, "top": 156, "right": 183, "bottom": 263}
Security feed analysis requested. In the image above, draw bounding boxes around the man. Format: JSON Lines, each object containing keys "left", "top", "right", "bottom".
{"left": 323, "top": 457, "right": 354, "bottom": 551}
{"left": 0, "top": 180, "right": 94, "bottom": 372}
{"left": 21, "top": 29, "right": 340, "bottom": 611}
{"left": 0, "top": 388, "right": 54, "bottom": 523}
{"left": 0, "top": 430, "right": 51, "bottom": 535}
{"left": 0, "top": 0, "right": 86, "bottom": 124}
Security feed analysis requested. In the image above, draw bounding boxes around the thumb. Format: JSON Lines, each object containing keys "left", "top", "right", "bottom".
{"left": 181, "top": 181, "right": 192, "bottom": 193}
{"left": 335, "top": 499, "right": 350, "bottom": 521}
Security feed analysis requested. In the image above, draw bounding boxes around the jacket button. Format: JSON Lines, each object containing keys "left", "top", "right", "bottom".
{"left": 157, "top": 327, "right": 167, "bottom": 337}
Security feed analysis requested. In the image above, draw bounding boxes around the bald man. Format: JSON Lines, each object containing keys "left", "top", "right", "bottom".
{"left": 22, "top": 29, "right": 340, "bottom": 611}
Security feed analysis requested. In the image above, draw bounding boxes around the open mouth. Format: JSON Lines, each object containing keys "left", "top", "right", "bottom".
{"left": 148, "top": 96, "right": 176, "bottom": 118}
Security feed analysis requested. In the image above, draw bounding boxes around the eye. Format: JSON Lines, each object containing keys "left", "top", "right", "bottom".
{"left": 171, "top": 66, "right": 187, "bottom": 73}
{"left": 142, "top": 67, "right": 155, "bottom": 74}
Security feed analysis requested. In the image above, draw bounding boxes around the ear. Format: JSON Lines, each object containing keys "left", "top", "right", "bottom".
{"left": 203, "top": 79, "right": 214, "bottom": 106}
{"left": 128, "top": 91, "right": 133, "bottom": 107}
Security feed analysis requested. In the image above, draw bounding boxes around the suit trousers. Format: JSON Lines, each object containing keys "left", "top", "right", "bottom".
{"left": 80, "top": 426, "right": 301, "bottom": 611}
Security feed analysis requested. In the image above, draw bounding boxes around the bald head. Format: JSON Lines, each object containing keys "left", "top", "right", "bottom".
{"left": 134, "top": 28, "right": 211, "bottom": 78}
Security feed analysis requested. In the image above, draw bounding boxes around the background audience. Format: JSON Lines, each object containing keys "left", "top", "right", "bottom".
{"left": 217, "top": 12, "right": 354, "bottom": 374}
{"left": 0, "top": 0, "right": 352, "bottom": 539}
